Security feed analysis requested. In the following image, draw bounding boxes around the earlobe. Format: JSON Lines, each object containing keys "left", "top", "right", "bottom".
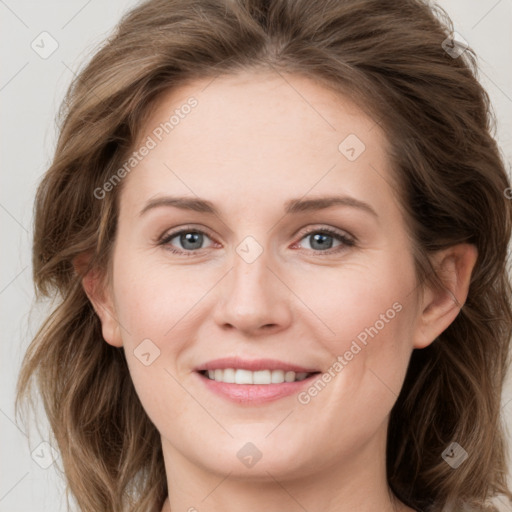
{"left": 73, "top": 254, "right": 123, "bottom": 348}
{"left": 413, "top": 243, "right": 478, "bottom": 349}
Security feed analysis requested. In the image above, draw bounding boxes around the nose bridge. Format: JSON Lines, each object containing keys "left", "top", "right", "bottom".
{"left": 213, "top": 234, "right": 291, "bottom": 333}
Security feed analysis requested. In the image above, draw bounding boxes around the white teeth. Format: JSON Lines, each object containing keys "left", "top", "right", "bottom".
{"left": 223, "top": 368, "right": 235, "bottom": 383}
{"left": 271, "top": 370, "right": 285, "bottom": 383}
{"left": 285, "top": 371, "right": 295, "bottom": 383}
{"left": 235, "top": 369, "right": 253, "bottom": 384}
{"left": 204, "top": 368, "right": 312, "bottom": 384}
{"left": 253, "top": 370, "right": 271, "bottom": 384}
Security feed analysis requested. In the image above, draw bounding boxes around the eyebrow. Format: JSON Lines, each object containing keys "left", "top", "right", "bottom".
{"left": 139, "top": 195, "right": 378, "bottom": 218}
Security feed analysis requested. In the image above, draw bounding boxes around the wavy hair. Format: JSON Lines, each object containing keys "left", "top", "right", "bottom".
{"left": 16, "top": 0, "right": 512, "bottom": 511}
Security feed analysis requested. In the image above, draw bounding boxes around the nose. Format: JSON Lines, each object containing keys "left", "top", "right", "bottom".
{"left": 212, "top": 245, "right": 293, "bottom": 336}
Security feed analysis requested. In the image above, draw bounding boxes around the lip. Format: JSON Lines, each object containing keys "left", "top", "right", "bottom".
{"left": 195, "top": 357, "right": 320, "bottom": 373}
{"left": 195, "top": 371, "right": 320, "bottom": 404}
{"left": 194, "top": 357, "right": 322, "bottom": 405}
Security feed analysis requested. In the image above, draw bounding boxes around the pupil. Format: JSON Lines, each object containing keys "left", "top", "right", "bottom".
{"left": 181, "top": 232, "right": 203, "bottom": 250}
{"left": 311, "top": 233, "right": 333, "bottom": 250}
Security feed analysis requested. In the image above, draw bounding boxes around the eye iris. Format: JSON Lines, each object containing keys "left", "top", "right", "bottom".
{"left": 310, "top": 233, "right": 333, "bottom": 250}
{"left": 180, "top": 232, "right": 203, "bottom": 250}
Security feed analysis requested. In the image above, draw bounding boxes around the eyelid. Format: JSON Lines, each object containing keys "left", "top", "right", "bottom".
{"left": 294, "top": 224, "right": 356, "bottom": 244}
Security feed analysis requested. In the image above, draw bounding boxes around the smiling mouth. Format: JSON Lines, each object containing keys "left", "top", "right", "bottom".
{"left": 198, "top": 369, "right": 321, "bottom": 384}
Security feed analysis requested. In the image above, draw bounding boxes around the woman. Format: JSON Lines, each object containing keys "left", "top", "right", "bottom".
{"left": 16, "top": 0, "right": 512, "bottom": 511}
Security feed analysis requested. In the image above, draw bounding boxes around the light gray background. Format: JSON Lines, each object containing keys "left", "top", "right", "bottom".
{"left": 1, "top": 1, "right": 511, "bottom": 511}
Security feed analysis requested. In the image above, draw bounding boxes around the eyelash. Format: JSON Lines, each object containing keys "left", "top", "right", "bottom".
{"left": 157, "top": 225, "right": 356, "bottom": 257}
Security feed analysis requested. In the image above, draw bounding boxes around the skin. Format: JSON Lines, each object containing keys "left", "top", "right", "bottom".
{"left": 81, "top": 70, "right": 477, "bottom": 512}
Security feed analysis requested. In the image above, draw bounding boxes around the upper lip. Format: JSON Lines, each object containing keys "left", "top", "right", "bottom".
{"left": 195, "top": 357, "right": 320, "bottom": 373}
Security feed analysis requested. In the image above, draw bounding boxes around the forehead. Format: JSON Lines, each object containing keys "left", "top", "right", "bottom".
{"left": 120, "top": 70, "right": 399, "bottom": 218}
{"left": 137, "top": 70, "right": 385, "bottom": 154}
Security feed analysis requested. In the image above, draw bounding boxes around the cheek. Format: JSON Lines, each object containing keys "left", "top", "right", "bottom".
{"left": 108, "top": 255, "right": 203, "bottom": 417}
{"left": 113, "top": 271, "right": 199, "bottom": 433}
{"left": 112, "top": 250, "right": 208, "bottom": 342}
{"left": 289, "top": 254, "right": 415, "bottom": 350}
{"left": 292, "top": 254, "right": 417, "bottom": 412}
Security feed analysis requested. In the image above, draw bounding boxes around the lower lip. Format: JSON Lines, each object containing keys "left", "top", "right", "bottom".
{"left": 196, "top": 371, "right": 319, "bottom": 404}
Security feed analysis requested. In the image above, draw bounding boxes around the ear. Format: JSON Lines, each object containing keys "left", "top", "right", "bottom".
{"left": 73, "top": 253, "right": 123, "bottom": 348}
{"left": 413, "top": 243, "right": 478, "bottom": 349}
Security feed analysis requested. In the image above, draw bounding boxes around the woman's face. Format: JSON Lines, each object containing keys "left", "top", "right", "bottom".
{"left": 96, "top": 70, "right": 430, "bottom": 481}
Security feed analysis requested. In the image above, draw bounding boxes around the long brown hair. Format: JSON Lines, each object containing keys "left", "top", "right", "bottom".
{"left": 16, "top": 0, "right": 512, "bottom": 511}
